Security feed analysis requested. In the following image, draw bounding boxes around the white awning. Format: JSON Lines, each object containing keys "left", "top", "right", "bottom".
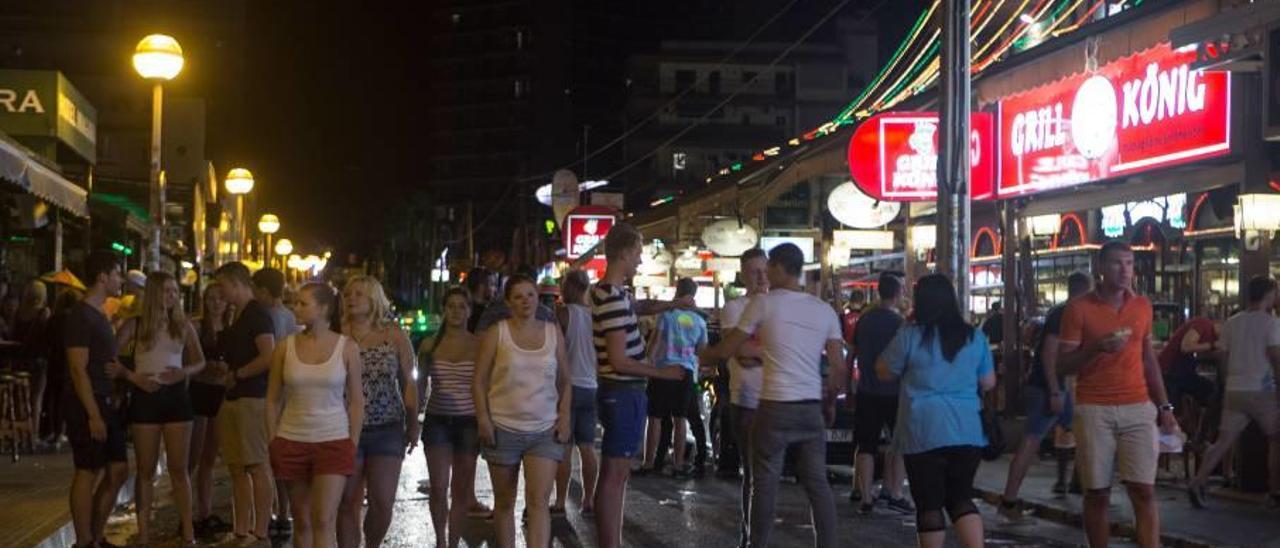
{"left": 0, "top": 136, "right": 89, "bottom": 218}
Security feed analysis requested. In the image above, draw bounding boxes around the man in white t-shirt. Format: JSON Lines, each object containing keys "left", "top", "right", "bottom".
{"left": 1188, "top": 275, "right": 1280, "bottom": 508}
{"left": 718, "top": 247, "right": 768, "bottom": 548}
{"left": 703, "top": 243, "right": 847, "bottom": 548}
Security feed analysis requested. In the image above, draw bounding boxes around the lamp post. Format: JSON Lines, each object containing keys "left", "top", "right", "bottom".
{"left": 225, "top": 168, "right": 254, "bottom": 261}
{"left": 258, "top": 213, "right": 280, "bottom": 267}
{"left": 274, "top": 237, "right": 293, "bottom": 275}
{"left": 133, "top": 34, "right": 184, "bottom": 272}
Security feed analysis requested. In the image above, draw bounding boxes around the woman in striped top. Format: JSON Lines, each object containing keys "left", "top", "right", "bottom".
{"left": 417, "top": 287, "right": 486, "bottom": 547}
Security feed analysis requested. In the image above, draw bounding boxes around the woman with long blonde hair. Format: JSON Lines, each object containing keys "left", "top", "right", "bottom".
{"left": 336, "top": 276, "right": 419, "bottom": 548}
{"left": 116, "top": 271, "right": 207, "bottom": 544}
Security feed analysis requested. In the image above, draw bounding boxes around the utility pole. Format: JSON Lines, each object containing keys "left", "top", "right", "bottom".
{"left": 937, "top": 0, "right": 972, "bottom": 312}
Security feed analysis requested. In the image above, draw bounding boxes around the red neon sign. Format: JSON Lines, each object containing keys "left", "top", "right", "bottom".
{"left": 846, "top": 112, "right": 995, "bottom": 202}
{"left": 564, "top": 205, "right": 616, "bottom": 259}
{"left": 997, "top": 43, "right": 1231, "bottom": 198}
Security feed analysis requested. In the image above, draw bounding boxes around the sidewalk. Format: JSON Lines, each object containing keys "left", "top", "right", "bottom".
{"left": 0, "top": 450, "right": 81, "bottom": 548}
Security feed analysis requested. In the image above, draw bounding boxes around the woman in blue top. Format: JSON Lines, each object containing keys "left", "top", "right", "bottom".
{"left": 877, "top": 274, "right": 996, "bottom": 548}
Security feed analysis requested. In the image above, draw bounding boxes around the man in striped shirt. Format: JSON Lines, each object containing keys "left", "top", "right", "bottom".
{"left": 592, "top": 222, "right": 686, "bottom": 548}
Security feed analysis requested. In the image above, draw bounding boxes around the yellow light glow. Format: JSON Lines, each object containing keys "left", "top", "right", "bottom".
{"left": 911, "top": 224, "right": 937, "bottom": 249}
{"left": 1027, "top": 214, "right": 1062, "bottom": 237}
{"left": 225, "top": 168, "right": 254, "bottom": 195}
{"left": 274, "top": 238, "right": 293, "bottom": 256}
{"left": 132, "top": 34, "right": 184, "bottom": 80}
{"left": 258, "top": 213, "right": 280, "bottom": 234}
{"left": 1238, "top": 194, "right": 1280, "bottom": 231}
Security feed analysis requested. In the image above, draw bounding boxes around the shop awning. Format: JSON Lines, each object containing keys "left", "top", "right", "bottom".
{"left": 0, "top": 135, "right": 88, "bottom": 218}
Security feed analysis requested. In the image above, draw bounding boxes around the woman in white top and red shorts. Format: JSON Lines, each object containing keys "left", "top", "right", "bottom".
{"left": 474, "top": 274, "right": 572, "bottom": 548}
{"left": 267, "top": 283, "right": 364, "bottom": 548}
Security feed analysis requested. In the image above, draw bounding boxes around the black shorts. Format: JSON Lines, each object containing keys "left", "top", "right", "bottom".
{"left": 65, "top": 393, "right": 128, "bottom": 470}
{"left": 646, "top": 377, "right": 693, "bottom": 419}
{"left": 854, "top": 394, "right": 899, "bottom": 455}
{"left": 129, "top": 383, "right": 194, "bottom": 424}
{"left": 903, "top": 445, "right": 981, "bottom": 516}
{"left": 188, "top": 381, "right": 226, "bottom": 418}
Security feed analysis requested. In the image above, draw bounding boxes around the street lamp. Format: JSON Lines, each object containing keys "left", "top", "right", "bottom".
{"left": 258, "top": 213, "right": 280, "bottom": 266}
{"left": 274, "top": 238, "right": 293, "bottom": 279}
{"left": 134, "top": 34, "right": 184, "bottom": 272}
{"left": 225, "top": 168, "right": 254, "bottom": 261}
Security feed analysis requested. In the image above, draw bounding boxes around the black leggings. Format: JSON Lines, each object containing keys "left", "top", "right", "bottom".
{"left": 903, "top": 445, "right": 982, "bottom": 533}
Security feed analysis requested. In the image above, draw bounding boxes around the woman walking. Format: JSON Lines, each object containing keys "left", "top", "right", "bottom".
{"left": 418, "top": 286, "right": 484, "bottom": 547}
{"left": 189, "top": 282, "right": 235, "bottom": 538}
{"left": 876, "top": 274, "right": 996, "bottom": 548}
{"left": 337, "top": 276, "right": 419, "bottom": 548}
{"left": 267, "top": 282, "right": 364, "bottom": 548}
{"left": 116, "top": 272, "right": 206, "bottom": 544}
{"left": 553, "top": 270, "right": 599, "bottom": 516}
{"left": 474, "top": 275, "right": 572, "bottom": 548}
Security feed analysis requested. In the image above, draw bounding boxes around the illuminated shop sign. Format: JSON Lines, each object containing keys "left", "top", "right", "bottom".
{"left": 846, "top": 112, "right": 995, "bottom": 201}
{"left": 826, "top": 181, "right": 901, "bottom": 228}
{"left": 564, "top": 205, "right": 616, "bottom": 259}
{"left": 997, "top": 43, "right": 1231, "bottom": 198}
{"left": 1100, "top": 194, "right": 1187, "bottom": 237}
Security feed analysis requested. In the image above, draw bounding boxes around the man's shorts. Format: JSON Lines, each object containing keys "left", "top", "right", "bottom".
{"left": 1221, "top": 390, "right": 1280, "bottom": 435}
{"left": 357, "top": 421, "right": 406, "bottom": 459}
{"left": 570, "top": 386, "right": 598, "bottom": 444}
{"left": 65, "top": 393, "right": 128, "bottom": 470}
{"left": 1023, "top": 385, "right": 1074, "bottom": 440}
{"left": 853, "top": 393, "right": 898, "bottom": 455}
{"left": 646, "top": 377, "right": 691, "bottom": 418}
{"left": 481, "top": 426, "right": 564, "bottom": 466}
{"left": 217, "top": 397, "right": 269, "bottom": 467}
{"left": 598, "top": 382, "right": 648, "bottom": 458}
{"left": 270, "top": 437, "right": 355, "bottom": 480}
{"left": 422, "top": 414, "right": 480, "bottom": 454}
{"left": 1074, "top": 402, "right": 1158, "bottom": 489}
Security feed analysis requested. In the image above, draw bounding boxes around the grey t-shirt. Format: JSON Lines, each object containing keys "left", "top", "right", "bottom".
{"left": 267, "top": 302, "right": 297, "bottom": 341}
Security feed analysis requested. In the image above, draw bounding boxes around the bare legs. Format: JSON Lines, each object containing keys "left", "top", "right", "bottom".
{"left": 488, "top": 463, "right": 520, "bottom": 548}
{"left": 338, "top": 455, "right": 404, "bottom": 548}
{"left": 132, "top": 424, "right": 162, "bottom": 544}
{"left": 164, "top": 422, "right": 195, "bottom": 541}
{"left": 287, "top": 475, "right": 348, "bottom": 548}
{"left": 131, "top": 422, "right": 194, "bottom": 543}
{"left": 642, "top": 417, "right": 661, "bottom": 470}
{"left": 228, "top": 463, "right": 274, "bottom": 538}
{"left": 189, "top": 415, "right": 219, "bottom": 522}
{"left": 595, "top": 457, "right": 630, "bottom": 548}
{"left": 487, "top": 456, "right": 558, "bottom": 548}
{"left": 70, "top": 463, "right": 127, "bottom": 547}
{"left": 554, "top": 442, "right": 598, "bottom": 511}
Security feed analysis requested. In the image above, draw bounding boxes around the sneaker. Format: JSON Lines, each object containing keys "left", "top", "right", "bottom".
{"left": 849, "top": 488, "right": 862, "bottom": 503}
{"left": 886, "top": 497, "right": 915, "bottom": 514}
{"left": 1187, "top": 486, "right": 1207, "bottom": 509}
{"left": 876, "top": 489, "right": 893, "bottom": 503}
{"left": 998, "top": 499, "right": 1027, "bottom": 522}
{"left": 857, "top": 503, "right": 874, "bottom": 516}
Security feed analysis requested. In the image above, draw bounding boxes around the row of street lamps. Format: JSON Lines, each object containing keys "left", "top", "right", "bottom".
{"left": 132, "top": 33, "right": 310, "bottom": 277}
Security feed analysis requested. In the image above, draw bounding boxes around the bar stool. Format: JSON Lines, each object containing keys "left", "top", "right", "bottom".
{"left": 11, "top": 372, "right": 33, "bottom": 454}
{"left": 0, "top": 374, "right": 16, "bottom": 461}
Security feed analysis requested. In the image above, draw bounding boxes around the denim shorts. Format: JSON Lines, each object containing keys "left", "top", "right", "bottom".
{"left": 1023, "top": 385, "right": 1073, "bottom": 440}
{"left": 357, "top": 422, "right": 406, "bottom": 459}
{"left": 481, "top": 426, "right": 564, "bottom": 466}
{"left": 571, "top": 386, "right": 598, "bottom": 444}
{"left": 598, "top": 382, "right": 648, "bottom": 458}
{"left": 422, "top": 414, "right": 480, "bottom": 455}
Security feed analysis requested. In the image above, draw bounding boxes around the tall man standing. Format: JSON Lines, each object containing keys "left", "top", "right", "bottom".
{"left": 704, "top": 243, "right": 848, "bottom": 547}
{"left": 591, "top": 222, "right": 687, "bottom": 548}
{"left": 1058, "top": 242, "right": 1178, "bottom": 547}
{"left": 851, "top": 271, "right": 911, "bottom": 515}
{"left": 66, "top": 250, "right": 128, "bottom": 548}
{"left": 719, "top": 247, "right": 768, "bottom": 548}
{"left": 215, "top": 262, "right": 278, "bottom": 540}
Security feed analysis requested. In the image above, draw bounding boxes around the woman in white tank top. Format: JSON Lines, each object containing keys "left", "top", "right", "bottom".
{"left": 115, "top": 271, "right": 206, "bottom": 544}
{"left": 266, "top": 283, "right": 364, "bottom": 548}
{"left": 474, "top": 275, "right": 572, "bottom": 548}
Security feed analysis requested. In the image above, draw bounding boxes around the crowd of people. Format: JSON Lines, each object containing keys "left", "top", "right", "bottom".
{"left": 29, "top": 221, "right": 1275, "bottom": 548}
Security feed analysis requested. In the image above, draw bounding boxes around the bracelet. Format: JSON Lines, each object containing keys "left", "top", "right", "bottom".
{"left": 1158, "top": 403, "right": 1175, "bottom": 412}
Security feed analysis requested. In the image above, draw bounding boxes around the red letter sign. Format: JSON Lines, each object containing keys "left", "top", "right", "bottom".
{"left": 847, "top": 112, "right": 995, "bottom": 202}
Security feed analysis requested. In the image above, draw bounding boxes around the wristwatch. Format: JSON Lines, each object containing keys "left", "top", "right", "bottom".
{"left": 1158, "top": 403, "right": 1175, "bottom": 412}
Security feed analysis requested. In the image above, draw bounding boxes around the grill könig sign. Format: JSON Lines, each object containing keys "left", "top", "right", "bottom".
{"left": 564, "top": 205, "right": 616, "bottom": 259}
{"left": 846, "top": 112, "right": 996, "bottom": 202}
{"left": 997, "top": 43, "right": 1230, "bottom": 198}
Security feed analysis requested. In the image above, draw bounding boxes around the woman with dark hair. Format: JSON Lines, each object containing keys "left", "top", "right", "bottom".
{"left": 13, "top": 280, "right": 51, "bottom": 441}
{"left": 189, "top": 282, "right": 235, "bottom": 537}
{"left": 116, "top": 271, "right": 206, "bottom": 544}
{"left": 417, "top": 286, "right": 485, "bottom": 547}
{"left": 876, "top": 274, "right": 996, "bottom": 548}
{"left": 474, "top": 274, "right": 571, "bottom": 548}
{"left": 43, "top": 287, "right": 83, "bottom": 444}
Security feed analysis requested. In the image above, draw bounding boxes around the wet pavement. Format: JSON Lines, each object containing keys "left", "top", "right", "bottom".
{"left": 94, "top": 451, "right": 1105, "bottom": 547}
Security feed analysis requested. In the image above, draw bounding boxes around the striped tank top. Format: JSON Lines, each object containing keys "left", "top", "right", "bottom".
{"left": 426, "top": 357, "right": 476, "bottom": 416}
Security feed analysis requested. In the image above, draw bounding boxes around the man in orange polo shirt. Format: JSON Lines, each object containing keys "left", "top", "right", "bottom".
{"left": 1058, "top": 241, "right": 1177, "bottom": 548}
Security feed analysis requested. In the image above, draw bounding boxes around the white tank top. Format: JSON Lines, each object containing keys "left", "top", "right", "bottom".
{"left": 277, "top": 334, "right": 350, "bottom": 443}
{"left": 135, "top": 328, "right": 185, "bottom": 376}
{"left": 565, "top": 304, "right": 598, "bottom": 389}
{"left": 489, "top": 320, "right": 559, "bottom": 432}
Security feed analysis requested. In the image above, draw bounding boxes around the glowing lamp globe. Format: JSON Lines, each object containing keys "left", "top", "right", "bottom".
{"left": 275, "top": 238, "right": 293, "bottom": 256}
{"left": 132, "top": 34, "right": 184, "bottom": 80}
{"left": 225, "top": 168, "right": 254, "bottom": 195}
{"left": 258, "top": 213, "right": 280, "bottom": 234}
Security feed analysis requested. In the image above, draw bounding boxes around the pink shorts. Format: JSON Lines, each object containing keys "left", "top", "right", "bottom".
{"left": 269, "top": 437, "right": 355, "bottom": 481}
